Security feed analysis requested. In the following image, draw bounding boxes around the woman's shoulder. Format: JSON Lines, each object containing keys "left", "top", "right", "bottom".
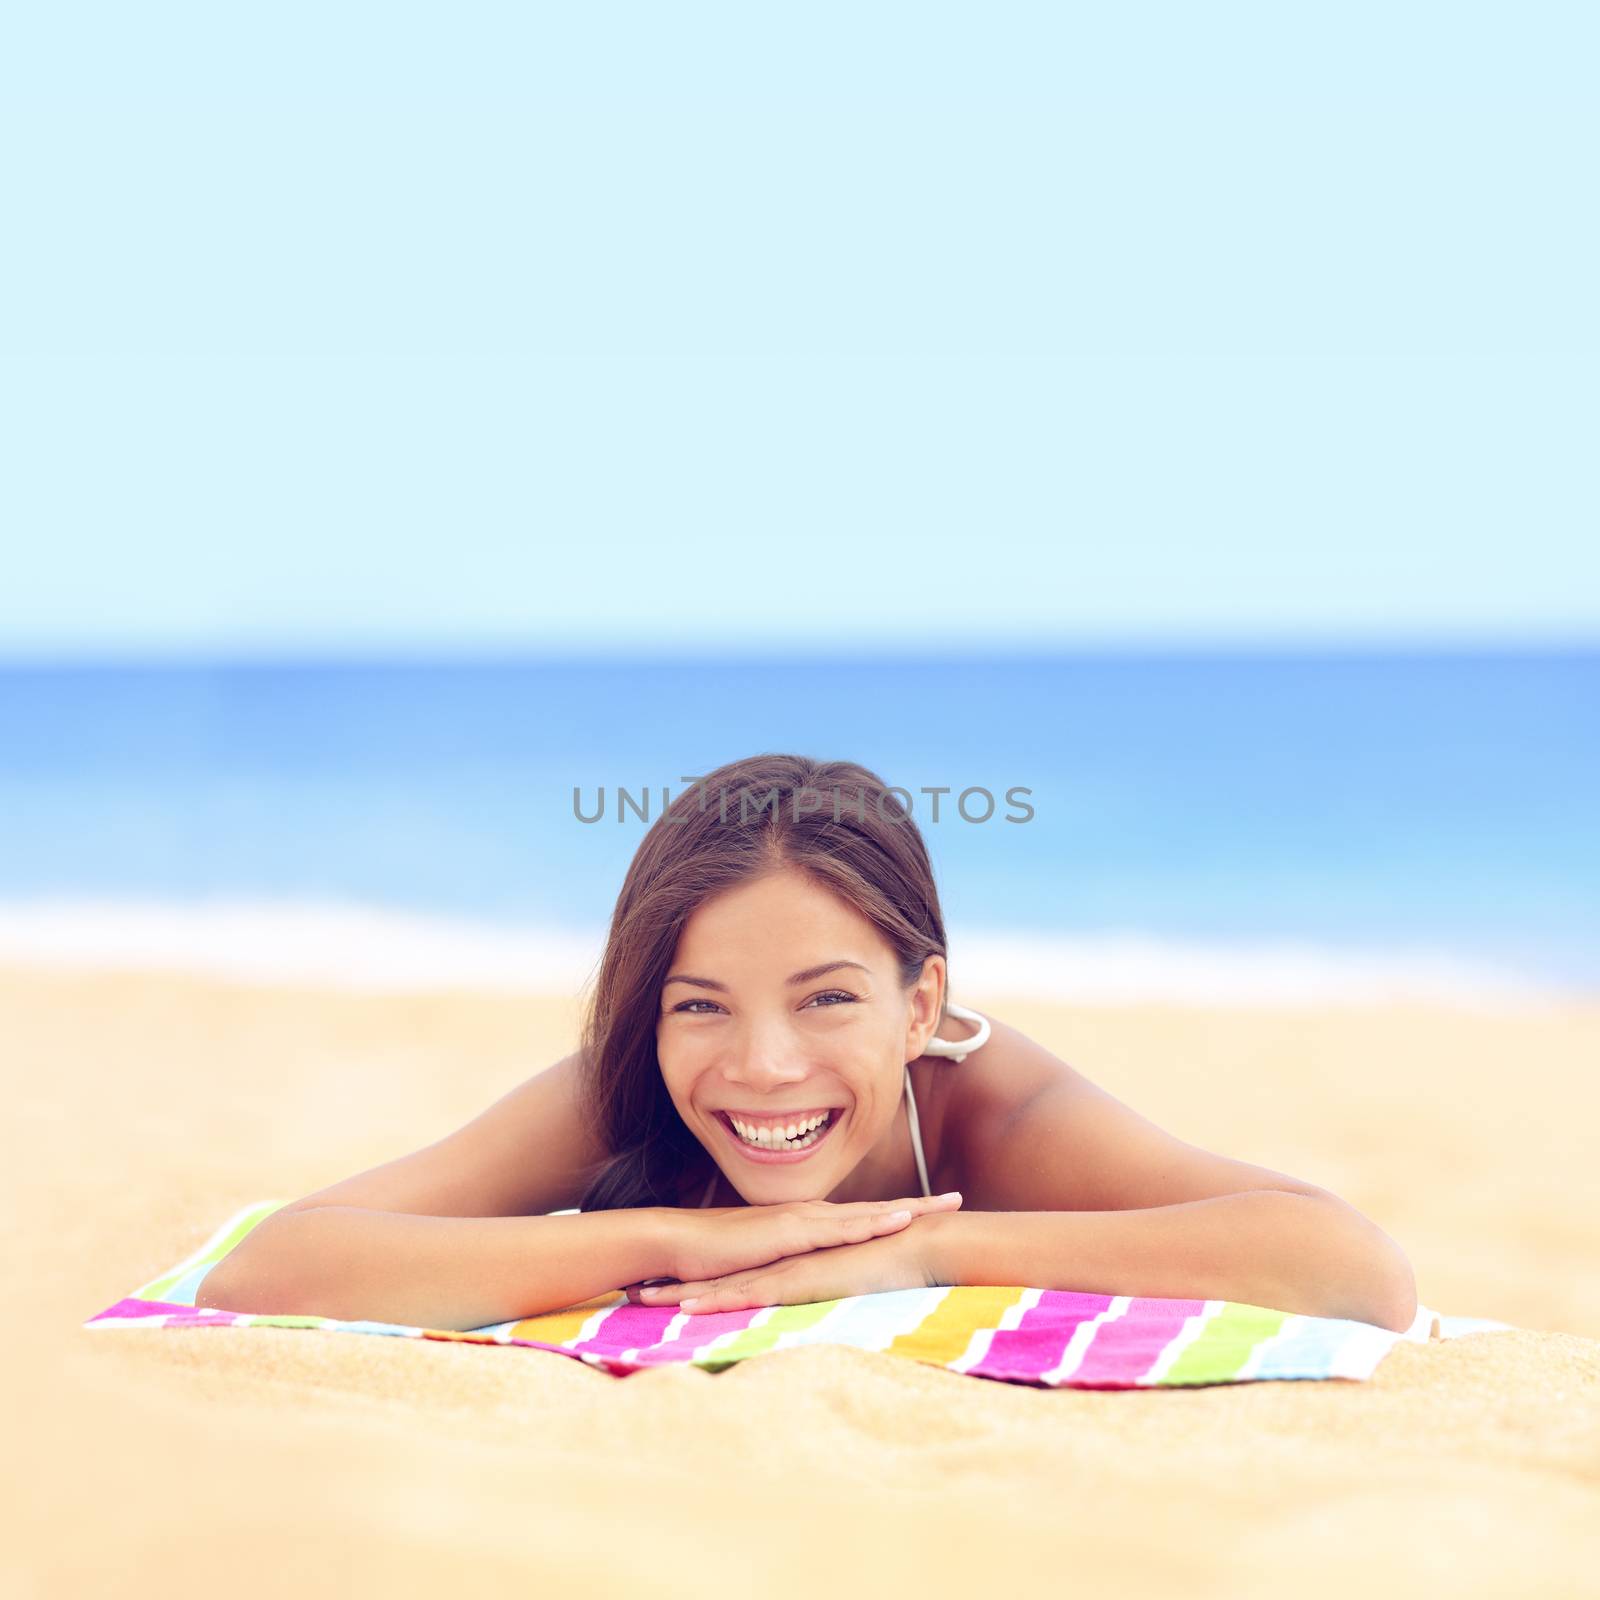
{"left": 926, "top": 1011, "right": 1089, "bottom": 1197}
{"left": 925, "top": 1009, "right": 1076, "bottom": 1107}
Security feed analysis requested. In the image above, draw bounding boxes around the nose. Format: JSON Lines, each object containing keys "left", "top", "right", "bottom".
{"left": 717, "top": 1016, "right": 816, "bottom": 1093}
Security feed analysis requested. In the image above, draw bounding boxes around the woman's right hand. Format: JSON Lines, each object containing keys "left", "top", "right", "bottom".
{"left": 644, "top": 1191, "right": 964, "bottom": 1291}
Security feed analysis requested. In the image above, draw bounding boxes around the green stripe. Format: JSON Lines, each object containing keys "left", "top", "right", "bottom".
{"left": 1160, "top": 1301, "right": 1287, "bottom": 1385}
{"left": 135, "top": 1200, "right": 288, "bottom": 1301}
{"left": 691, "top": 1299, "right": 844, "bottom": 1370}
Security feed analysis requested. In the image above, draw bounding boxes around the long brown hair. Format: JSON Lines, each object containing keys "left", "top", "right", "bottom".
{"left": 575, "top": 753, "right": 952, "bottom": 1212}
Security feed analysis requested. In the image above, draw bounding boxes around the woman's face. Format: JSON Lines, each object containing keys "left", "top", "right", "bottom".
{"left": 656, "top": 866, "right": 945, "bottom": 1203}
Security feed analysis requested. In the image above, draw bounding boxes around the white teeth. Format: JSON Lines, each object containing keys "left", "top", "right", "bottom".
{"left": 730, "top": 1110, "right": 833, "bottom": 1149}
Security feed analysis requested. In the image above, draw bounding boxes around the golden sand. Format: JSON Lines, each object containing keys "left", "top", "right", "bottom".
{"left": 4, "top": 966, "right": 1597, "bottom": 1597}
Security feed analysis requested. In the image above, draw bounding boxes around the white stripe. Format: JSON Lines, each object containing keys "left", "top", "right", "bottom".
{"left": 1140, "top": 1300, "right": 1224, "bottom": 1385}
{"left": 682, "top": 1303, "right": 783, "bottom": 1366}
{"left": 1325, "top": 1320, "right": 1404, "bottom": 1380}
{"left": 1234, "top": 1313, "right": 1308, "bottom": 1379}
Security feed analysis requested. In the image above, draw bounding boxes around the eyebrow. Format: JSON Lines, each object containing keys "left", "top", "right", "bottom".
{"left": 662, "top": 959, "right": 871, "bottom": 993}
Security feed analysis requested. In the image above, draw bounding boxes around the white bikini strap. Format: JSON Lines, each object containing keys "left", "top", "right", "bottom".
{"left": 902, "top": 1062, "right": 932, "bottom": 1199}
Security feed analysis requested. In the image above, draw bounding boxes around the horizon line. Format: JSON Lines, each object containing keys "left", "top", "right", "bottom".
{"left": 1, "top": 629, "right": 1598, "bottom": 669}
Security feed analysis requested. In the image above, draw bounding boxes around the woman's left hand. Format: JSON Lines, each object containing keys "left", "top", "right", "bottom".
{"left": 624, "top": 1212, "right": 952, "bottom": 1315}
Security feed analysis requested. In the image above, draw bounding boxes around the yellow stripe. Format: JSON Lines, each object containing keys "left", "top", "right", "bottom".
{"left": 506, "top": 1291, "right": 627, "bottom": 1346}
{"left": 886, "top": 1286, "right": 1029, "bottom": 1364}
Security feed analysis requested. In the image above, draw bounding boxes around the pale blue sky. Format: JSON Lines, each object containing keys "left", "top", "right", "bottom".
{"left": 2, "top": 4, "right": 1596, "bottom": 657}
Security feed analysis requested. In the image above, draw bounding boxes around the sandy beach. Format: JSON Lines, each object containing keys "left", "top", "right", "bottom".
{"left": 7, "top": 963, "right": 1598, "bottom": 1597}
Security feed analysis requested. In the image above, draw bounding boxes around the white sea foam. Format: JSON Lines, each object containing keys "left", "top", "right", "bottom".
{"left": 946, "top": 928, "right": 1580, "bottom": 1010}
{"left": 0, "top": 898, "right": 607, "bottom": 995}
{"left": 0, "top": 896, "right": 1585, "bottom": 1011}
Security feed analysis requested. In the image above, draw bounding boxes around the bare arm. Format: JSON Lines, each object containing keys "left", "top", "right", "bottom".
{"left": 919, "top": 1192, "right": 1418, "bottom": 1332}
{"left": 938, "top": 1019, "right": 1418, "bottom": 1331}
{"left": 193, "top": 1049, "right": 665, "bottom": 1329}
{"left": 194, "top": 1204, "right": 680, "bottom": 1331}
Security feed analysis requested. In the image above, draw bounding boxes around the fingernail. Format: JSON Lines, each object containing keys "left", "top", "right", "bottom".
{"left": 888, "top": 1209, "right": 912, "bottom": 1222}
{"left": 939, "top": 1191, "right": 962, "bottom": 1202}
{"left": 681, "top": 1297, "right": 701, "bottom": 1311}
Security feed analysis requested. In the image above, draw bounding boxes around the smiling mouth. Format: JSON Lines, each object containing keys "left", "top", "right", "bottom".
{"left": 715, "top": 1108, "right": 843, "bottom": 1154}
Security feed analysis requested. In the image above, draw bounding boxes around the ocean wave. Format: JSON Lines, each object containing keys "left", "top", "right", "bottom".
{"left": 0, "top": 897, "right": 1584, "bottom": 1011}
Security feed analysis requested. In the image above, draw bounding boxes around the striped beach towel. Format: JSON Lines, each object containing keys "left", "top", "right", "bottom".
{"left": 83, "top": 1200, "right": 1512, "bottom": 1387}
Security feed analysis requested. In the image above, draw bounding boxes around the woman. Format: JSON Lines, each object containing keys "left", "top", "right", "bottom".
{"left": 196, "top": 753, "right": 1417, "bottom": 1334}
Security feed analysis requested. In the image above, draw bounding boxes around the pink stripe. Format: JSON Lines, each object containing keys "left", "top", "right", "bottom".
{"left": 568, "top": 1302, "right": 679, "bottom": 1355}
{"left": 569, "top": 1301, "right": 767, "bottom": 1364}
{"left": 86, "top": 1297, "right": 239, "bottom": 1326}
{"left": 1069, "top": 1297, "right": 1208, "bottom": 1387}
{"left": 970, "top": 1291, "right": 1117, "bottom": 1382}
{"left": 627, "top": 1306, "right": 771, "bottom": 1366}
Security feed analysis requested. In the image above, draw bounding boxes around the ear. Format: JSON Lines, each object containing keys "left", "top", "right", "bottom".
{"left": 905, "top": 955, "right": 947, "bottom": 1061}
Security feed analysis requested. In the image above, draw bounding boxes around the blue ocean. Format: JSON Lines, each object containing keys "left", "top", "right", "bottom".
{"left": 1, "top": 651, "right": 1595, "bottom": 997}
